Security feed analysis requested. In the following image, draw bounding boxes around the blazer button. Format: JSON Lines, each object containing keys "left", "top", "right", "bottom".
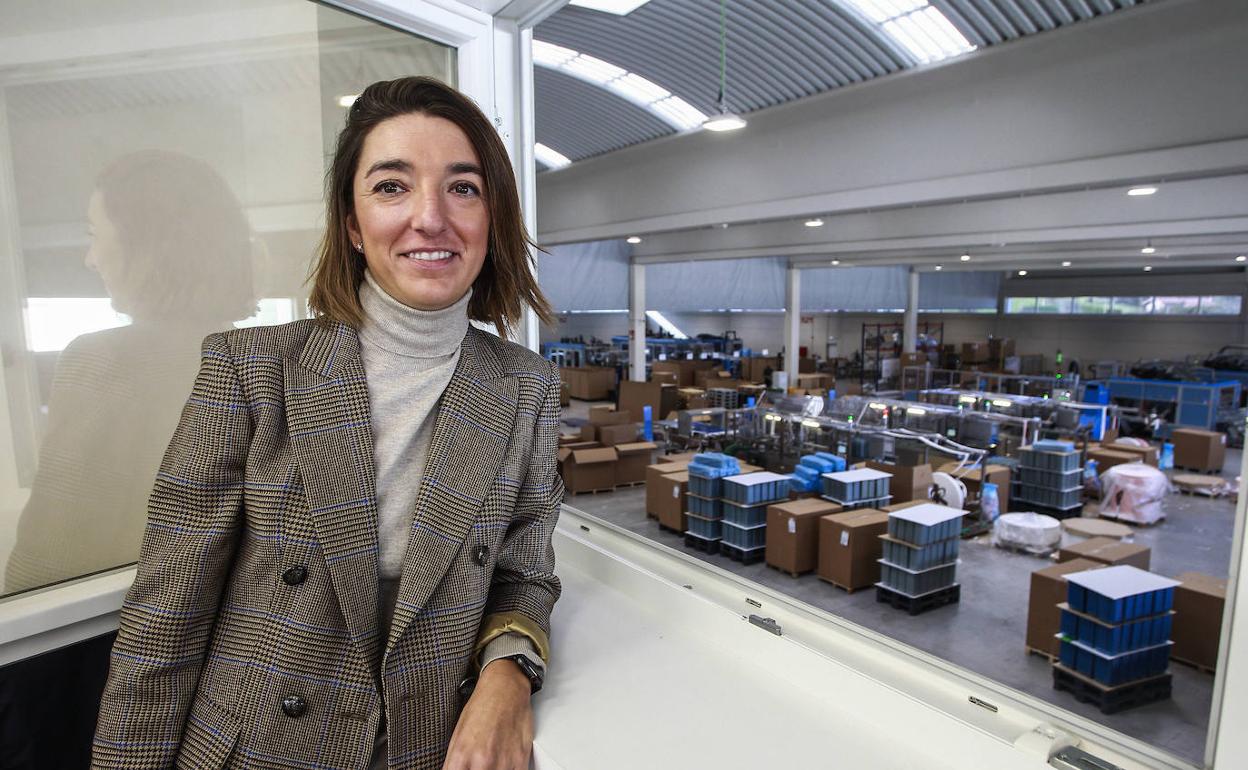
{"left": 281, "top": 565, "right": 308, "bottom": 586}
{"left": 281, "top": 695, "right": 307, "bottom": 718}
{"left": 474, "top": 545, "right": 489, "bottom": 566}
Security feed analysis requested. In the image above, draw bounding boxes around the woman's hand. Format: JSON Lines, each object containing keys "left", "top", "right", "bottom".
{"left": 443, "top": 659, "right": 534, "bottom": 770}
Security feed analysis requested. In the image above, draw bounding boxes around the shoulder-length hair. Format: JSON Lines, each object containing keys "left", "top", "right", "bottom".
{"left": 308, "top": 76, "right": 554, "bottom": 334}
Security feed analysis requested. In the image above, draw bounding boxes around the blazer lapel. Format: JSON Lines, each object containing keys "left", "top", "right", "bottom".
{"left": 286, "top": 321, "right": 382, "bottom": 676}
{"left": 385, "top": 327, "right": 519, "bottom": 657}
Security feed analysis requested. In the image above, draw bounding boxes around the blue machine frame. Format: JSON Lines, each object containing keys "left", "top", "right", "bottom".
{"left": 1092, "top": 377, "right": 1241, "bottom": 431}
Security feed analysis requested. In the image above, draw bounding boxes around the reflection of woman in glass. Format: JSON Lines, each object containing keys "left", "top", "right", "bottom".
{"left": 93, "top": 78, "right": 562, "bottom": 770}
{"left": 4, "top": 151, "right": 255, "bottom": 594}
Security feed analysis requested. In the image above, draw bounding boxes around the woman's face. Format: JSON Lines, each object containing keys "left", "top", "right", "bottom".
{"left": 347, "top": 113, "right": 490, "bottom": 312}
{"left": 85, "top": 191, "right": 124, "bottom": 299}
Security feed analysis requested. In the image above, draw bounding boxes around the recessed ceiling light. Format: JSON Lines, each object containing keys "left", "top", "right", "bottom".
{"left": 805, "top": 218, "right": 824, "bottom": 228}
{"left": 703, "top": 113, "right": 748, "bottom": 132}
{"left": 1061, "top": 261, "right": 1072, "bottom": 267}
{"left": 934, "top": 265, "right": 943, "bottom": 271}
{"left": 1237, "top": 255, "right": 1247, "bottom": 263}
{"left": 1144, "top": 265, "right": 1153, "bottom": 272}
{"left": 1017, "top": 270, "right": 1028, "bottom": 276}
{"left": 1127, "top": 186, "right": 1158, "bottom": 196}
{"left": 626, "top": 236, "right": 642, "bottom": 244}
{"left": 830, "top": 259, "right": 840, "bottom": 266}
{"left": 1141, "top": 246, "right": 1156, "bottom": 254}
{"left": 960, "top": 254, "right": 971, "bottom": 262}
{"left": 337, "top": 94, "right": 358, "bottom": 108}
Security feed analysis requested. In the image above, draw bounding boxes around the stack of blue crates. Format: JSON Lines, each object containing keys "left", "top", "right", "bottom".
{"left": 1015, "top": 440, "right": 1083, "bottom": 514}
{"left": 685, "top": 453, "right": 741, "bottom": 545}
{"left": 790, "top": 453, "right": 847, "bottom": 494}
{"left": 721, "top": 472, "right": 792, "bottom": 553}
{"left": 877, "top": 503, "right": 963, "bottom": 598}
{"left": 1058, "top": 566, "right": 1179, "bottom": 688}
{"left": 821, "top": 467, "right": 892, "bottom": 509}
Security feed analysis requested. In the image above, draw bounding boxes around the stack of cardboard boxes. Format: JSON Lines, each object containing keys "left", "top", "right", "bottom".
{"left": 560, "top": 366, "right": 616, "bottom": 401}
{"left": 1170, "top": 428, "right": 1227, "bottom": 473}
{"left": 817, "top": 509, "right": 890, "bottom": 592}
{"left": 558, "top": 406, "right": 656, "bottom": 493}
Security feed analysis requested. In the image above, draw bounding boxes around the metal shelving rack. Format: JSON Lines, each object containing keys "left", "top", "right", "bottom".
{"left": 861, "top": 322, "right": 943, "bottom": 393}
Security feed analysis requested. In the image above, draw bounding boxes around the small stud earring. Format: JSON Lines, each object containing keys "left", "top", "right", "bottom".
{"left": 353, "top": 242, "right": 363, "bottom": 252}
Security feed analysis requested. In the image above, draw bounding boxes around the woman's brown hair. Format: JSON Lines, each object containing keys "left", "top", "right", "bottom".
{"left": 309, "top": 76, "right": 554, "bottom": 333}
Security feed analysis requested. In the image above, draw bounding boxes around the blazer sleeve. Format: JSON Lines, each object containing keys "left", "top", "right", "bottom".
{"left": 92, "top": 332, "right": 251, "bottom": 769}
{"left": 472, "top": 361, "right": 563, "bottom": 668}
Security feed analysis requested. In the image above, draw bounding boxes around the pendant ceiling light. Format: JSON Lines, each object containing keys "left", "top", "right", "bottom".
{"left": 703, "top": 0, "right": 746, "bottom": 132}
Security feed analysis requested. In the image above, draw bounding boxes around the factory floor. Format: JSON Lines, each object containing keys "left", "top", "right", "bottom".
{"left": 559, "top": 399, "right": 1237, "bottom": 766}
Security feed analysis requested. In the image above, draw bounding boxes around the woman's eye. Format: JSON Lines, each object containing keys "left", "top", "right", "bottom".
{"left": 451, "top": 181, "right": 479, "bottom": 197}
{"left": 375, "top": 181, "right": 404, "bottom": 195}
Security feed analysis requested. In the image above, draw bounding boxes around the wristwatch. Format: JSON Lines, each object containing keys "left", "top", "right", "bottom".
{"left": 458, "top": 654, "right": 544, "bottom": 698}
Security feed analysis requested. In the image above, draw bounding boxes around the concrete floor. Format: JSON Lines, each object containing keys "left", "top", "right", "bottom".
{"left": 560, "top": 399, "right": 1237, "bottom": 766}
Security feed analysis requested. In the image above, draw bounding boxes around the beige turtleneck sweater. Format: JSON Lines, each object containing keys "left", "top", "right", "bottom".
{"left": 358, "top": 272, "right": 540, "bottom": 769}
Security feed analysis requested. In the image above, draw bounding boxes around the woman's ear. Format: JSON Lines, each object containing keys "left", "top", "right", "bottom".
{"left": 346, "top": 212, "right": 361, "bottom": 249}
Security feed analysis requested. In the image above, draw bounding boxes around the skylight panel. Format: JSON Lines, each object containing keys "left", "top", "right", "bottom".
{"left": 534, "top": 142, "right": 571, "bottom": 169}
{"left": 609, "top": 73, "right": 670, "bottom": 105}
{"left": 563, "top": 54, "right": 627, "bottom": 84}
{"left": 569, "top": 0, "right": 653, "bottom": 15}
{"left": 650, "top": 96, "right": 706, "bottom": 130}
{"left": 646, "top": 310, "right": 688, "bottom": 339}
{"left": 840, "top": 0, "right": 974, "bottom": 64}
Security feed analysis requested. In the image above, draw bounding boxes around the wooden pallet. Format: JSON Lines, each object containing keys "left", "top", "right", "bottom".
{"left": 1025, "top": 645, "right": 1058, "bottom": 664}
{"left": 719, "top": 541, "right": 765, "bottom": 566}
{"left": 1052, "top": 664, "right": 1171, "bottom": 714}
{"left": 1096, "top": 512, "right": 1166, "bottom": 527}
{"left": 615, "top": 480, "right": 646, "bottom": 489}
{"left": 568, "top": 487, "right": 614, "bottom": 496}
{"left": 875, "top": 583, "right": 961, "bottom": 616}
{"left": 657, "top": 523, "right": 683, "bottom": 535}
{"left": 1174, "top": 466, "right": 1222, "bottom": 475}
{"left": 683, "top": 533, "right": 720, "bottom": 555}
{"left": 1171, "top": 655, "right": 1216, "bottom": 675}
{"left": 817, "top": 576, "right": 869, "bottom": 594}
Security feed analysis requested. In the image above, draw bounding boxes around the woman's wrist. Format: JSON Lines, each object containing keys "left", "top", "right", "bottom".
{"left": 478, "top": 657, "right": 533, "bottom": 698}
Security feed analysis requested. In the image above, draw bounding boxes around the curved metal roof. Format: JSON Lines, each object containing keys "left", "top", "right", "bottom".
{"left": 535, "top": 0, "right": 1150, "bottom": 165}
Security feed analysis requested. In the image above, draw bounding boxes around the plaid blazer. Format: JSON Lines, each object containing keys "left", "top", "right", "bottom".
{"left": 92, "top": 320, "right": 563, "bottom": 770}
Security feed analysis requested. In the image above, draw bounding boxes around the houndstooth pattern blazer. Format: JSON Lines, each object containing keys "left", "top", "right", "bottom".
{"left": 91, "top": 319, "right": 563, "bottom": 770}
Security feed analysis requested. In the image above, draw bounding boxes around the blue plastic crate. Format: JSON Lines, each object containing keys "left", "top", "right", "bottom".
{"left": 814, "top": 452, "right": 848, "bottom": 472}
{"left": 790, "top": 466, "right": 821, "bottom": 493}
{"left": 723, "top": 472, "right": 791, "bottom": 505}
{"left": 886, "top": 504, "right": 964, "bottom": 545}
{"left": 687, "top": 494, "right": 722, "bottom": 518}
{"left": 880, "top": 535, "right": 959, "bottom": 571}
{"left": 1065, "top": 567, "right": 1178, "bottom": 625}
{"left": 878, "top": 560, "right": 958, "bottom": 596}
{"left": 685, "top": 512, "right": 722, "bottom": 540}
{"left": 721, "top": 520, "right": 765, "bottom": 550}
{"left": 799, "top": 454, "right": 839, "bottom": 474}
{"left": 688, "top": 475, "right": 722, "bottom": 498}
{"left": 1059, "top": 638, "right": 1172, "bottom": 687}
{"left": 1061, "top": 607, "right": 1174, "bottom": 656}
{"left": 688, "top": 453, "right": 741, "bottom": 478}
{"left": 822, "top": 468, "right": 892, "bottom": 504}
{"left": 722, "top": 499, "right": 769, "bottom": 527}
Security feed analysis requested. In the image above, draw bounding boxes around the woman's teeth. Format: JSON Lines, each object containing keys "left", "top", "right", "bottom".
{"left": 401, "top": 250, "right": 453, "bottom": 261}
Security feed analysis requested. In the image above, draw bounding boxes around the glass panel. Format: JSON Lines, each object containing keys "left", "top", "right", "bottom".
{"left": 1200, "top": 295, "right": 1242, "bottom": 315}
{"left": 1072, "top": 296, "right": 1112, "bottom": 314}
{"left": 1155, "top": 296, "right": 1201, "bottom": 315}
{"left": 0, "top": 0, "right": 455, "bottom": 597}
{"left": 1004, "top": 296, "right": 1035, "bottom": 313}
{"left": 1109, "top": 296, "right": 1154, "bottom": 314}
{"left": 1034, "top": 297, "right": 1072, "bottom": 314}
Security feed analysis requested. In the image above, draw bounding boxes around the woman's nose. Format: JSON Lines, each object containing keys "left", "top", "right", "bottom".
{"left": 409, "top": 189, "right": 448, "bottom": 235}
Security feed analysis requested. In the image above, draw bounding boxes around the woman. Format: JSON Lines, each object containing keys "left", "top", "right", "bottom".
{"left": 92, "top": 77, "right": 563, "bottom": 770}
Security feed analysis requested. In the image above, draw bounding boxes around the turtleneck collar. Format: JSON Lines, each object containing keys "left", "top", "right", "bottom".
{"left": 358, "top": 270, "right": 471, "bottom": 359}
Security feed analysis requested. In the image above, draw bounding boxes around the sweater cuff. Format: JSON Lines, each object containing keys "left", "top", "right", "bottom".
{"left": 473, "top": 611, "right": 550, "bottom": 671}
{"left": 479, "top": 633, "right": 546, "bottom": 677}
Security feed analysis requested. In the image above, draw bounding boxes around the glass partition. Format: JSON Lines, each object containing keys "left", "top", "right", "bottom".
{"left": 0, "top": 0, "right": 455, "bottom": 598}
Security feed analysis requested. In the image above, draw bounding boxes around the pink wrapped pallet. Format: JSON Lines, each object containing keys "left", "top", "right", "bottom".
{"left": 1099, "top": 463, "right": 1170, "bottom": 525}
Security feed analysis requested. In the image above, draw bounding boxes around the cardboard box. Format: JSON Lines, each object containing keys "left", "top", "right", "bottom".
{"left": 618, "top": 380, "right": 678, "bottom": 427}
{"left": 559, "top": 382, "right": 570, "bottom": 407}
{"left": 559, "top": 441, "right": 600, "bottom": 452}
{"left": 561, "top": 366, "right": 616, "bottom": 401}
{"left": 744, "top": 357, "right": 780, "bottom": 383}
{"left": 614, "top": 442, "right": 657, "bottom": 485}
{"left": 866, "top": 461, "right": 933, "bottom": 504}
{"left": 1171, "top": 571, "right": 1227, "bottom": 670}
{"left": 882, "top": 500, "right": 928, "bottom": 512}
{"left": 1106, "top": 441, "right": 1158, "bottom": 467}
{"left": 653, "top": 471, "right": 690, "bottom": 532}
{"left": 937, "top": 462, "right": 1011, "bottom": 513}
{"left": 988, "top": 336, "right": 1015, "bottom": 361}
{"left": 560, "top": 447, "right": 617, "bottom": 493}
{"left": 794, "top": 373, "right": 834, "bottom": 393}
{"left": 961, "top": 342, "right": 989, "bottom": 363}
{"left": 799, "top": 357, "right": 817, "bottom": 373}
{"left": 578, "top": 424, "right": 597, "bottom": 442}
{"left": 650, "top": 371, "right": 679, "bottom": 386}
{"left": 1027, "top": 558, "right": 1105, "bottom": 657}
{"left": 1087, "top": 448, "right": 1140, "bottom": 473}
{"left": 818, "top": 509, "right": 889, "bottom": 591}
{"left": 900, "top": 352, "right": 930, "bottom": 368}
{"left": 1171, "top": 428, "right": 1227, "bottom": 472}
{"left": 646, "top": 461, "right": 692, "bottom": 516}
{"left": 1057, "top": 536, "right": 1150, "bottom": 570}
{"left": 766, "top": 498, "right": 842, "bottom": 576}
{"left": 597, "top": 423, "right": 641, "bottom": 447}
{"left": 589, "top": 406, "right": 633, "bottom": 426}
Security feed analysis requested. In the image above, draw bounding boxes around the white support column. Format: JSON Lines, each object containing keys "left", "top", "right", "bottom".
{"left": 785, "top": 264, "right": 801, "bottom": 389}
{"left": 629, "top": 262, "right": 646, "bottom": 382}
{"left": 904, "top": 267, "right": 919, "bottom": 354}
